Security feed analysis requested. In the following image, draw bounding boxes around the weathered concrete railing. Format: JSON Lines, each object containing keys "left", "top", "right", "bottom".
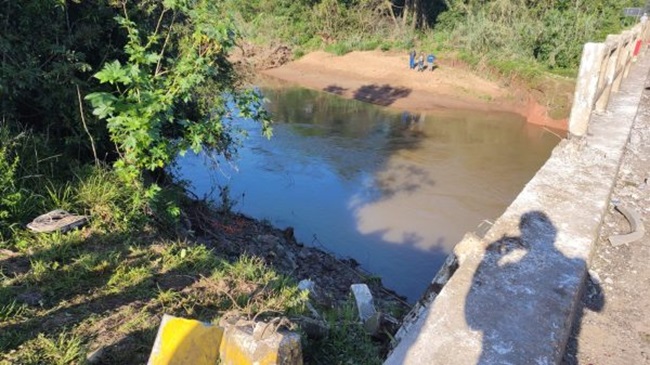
{"left": 569, "top": 22, "right": 650, "bottom": 136}
{"left": 385, "top": 22, "right": 650, "bottom": 365}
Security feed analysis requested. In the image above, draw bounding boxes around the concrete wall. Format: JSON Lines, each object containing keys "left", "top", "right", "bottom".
{"left": 385, "top": 25, "right": 650, "bottom": 365}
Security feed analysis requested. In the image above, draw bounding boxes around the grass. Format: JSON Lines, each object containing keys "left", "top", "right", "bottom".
{"left": 5, "top": 331, "right": 88, "bottom": 365}
{"left": 304, "top": 299, "right": 383, "bottom": 365}
{"left": 0, "top": 225, "right": 311, "bottom": 363}
{"left": 0, "top": 161, "right": 302, "bottom": 361}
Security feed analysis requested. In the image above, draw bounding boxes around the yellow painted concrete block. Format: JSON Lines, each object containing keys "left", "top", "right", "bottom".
{"left": 219, "top": 321, "right": 303, "bottom": 365}
{"left": 148, "top": 314, "right": 224, "bottom": 365}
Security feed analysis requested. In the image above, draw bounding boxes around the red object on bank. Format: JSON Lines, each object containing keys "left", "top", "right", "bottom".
{"left": 634, "top": 39, "right": 642, "bottom": 56}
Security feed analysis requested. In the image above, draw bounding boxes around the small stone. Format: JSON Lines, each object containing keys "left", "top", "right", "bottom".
{"left": 298, "top": 279, "right": 315, "bottom": 292}
{"left": 283, "top": 227, "right": 295, "bottom": 243}
{"left": 86, "top": 347, "right": 104, "bottom": 364}
{"left": 588, "top": 270, "right": 601, "bottom": 284}
{"left": 284, "top": 250, "right": 298, "bottom": 271}
{"left": 298, "top": 279, "right": 332, "bottom": 308}
{"left": 605, "top": 277, "right": 614, "bottom": 285}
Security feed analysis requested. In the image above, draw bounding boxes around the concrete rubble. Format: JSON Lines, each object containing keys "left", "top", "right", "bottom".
{"left": 608, "top": 204, "right": 645, "bottom": 246}
{"left": 350, "top": 284, "right": 377, "bottom": 323}
{"left": 348, "top": 283, "right": 401, "bottom": 337}
{"left": 219, "top": 318, "right": 303, "bottom": 365}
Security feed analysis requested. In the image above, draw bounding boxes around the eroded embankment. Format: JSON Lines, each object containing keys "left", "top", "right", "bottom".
{"left": 249, "top": 50, "right": 571, "bottom": 130}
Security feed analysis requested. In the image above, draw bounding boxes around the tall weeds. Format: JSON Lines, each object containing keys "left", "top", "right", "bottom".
{"left": 436, "top": 0, "right": 640, "bottom": 76}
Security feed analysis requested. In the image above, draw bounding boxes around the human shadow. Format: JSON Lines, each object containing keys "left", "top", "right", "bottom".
{"left": 465, "top": 211, "right": 604, "bottom": 363}
{"left": 323, "top": 84, "right": 348, "bottom": 95}
{"left": 561, "top": 274, "right": 605, "bottom": 364}
{"left": 352, "top": 84, "right": 412, "bottom": 107}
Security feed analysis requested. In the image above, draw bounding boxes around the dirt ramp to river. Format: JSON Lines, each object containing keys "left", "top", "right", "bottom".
{"left": 261, "top": 50, "right": 571, "bottom": 130}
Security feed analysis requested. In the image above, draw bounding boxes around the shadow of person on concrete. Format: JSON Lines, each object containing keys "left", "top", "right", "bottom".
{"left": 562, "top": 273, "right": 605, "bottom": 364}
{"left": 465, "top": 211, "right": 604, "bottom": 364}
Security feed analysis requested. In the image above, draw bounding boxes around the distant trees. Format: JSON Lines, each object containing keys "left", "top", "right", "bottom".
{"left": 395, "top": 0, "right": 448, "bottom": 29}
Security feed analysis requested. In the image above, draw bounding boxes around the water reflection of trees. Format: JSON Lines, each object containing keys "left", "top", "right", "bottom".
{"left": 264, "top": 86, "right": 396, "bottom": 138}
{"left": 260, "top": 86, "right": 559, "bottom": 200}
{"left": 261, "top": 87, "right": 429, "bottom": 184}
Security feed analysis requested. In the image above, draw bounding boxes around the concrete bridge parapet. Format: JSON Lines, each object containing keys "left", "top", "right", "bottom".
{"left": 385, "top": 27, "right": 650, "bottom": 365}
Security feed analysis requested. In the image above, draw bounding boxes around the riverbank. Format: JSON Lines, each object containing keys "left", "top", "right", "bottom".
{"left": 255, "top": 50, "right": 572, "bottom": 131}
{"left": 0, "top": 177, "right": 408, "bottom": 364}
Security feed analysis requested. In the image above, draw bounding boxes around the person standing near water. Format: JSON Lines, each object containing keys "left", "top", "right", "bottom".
{"left": 427, "top": 53, "right": 436, "bottom": 71}
{"left": 409, "top": 50, "right": 416, "bottom": 69}
{"left": 417, "top": 53, "right": 425, "bottom": 72}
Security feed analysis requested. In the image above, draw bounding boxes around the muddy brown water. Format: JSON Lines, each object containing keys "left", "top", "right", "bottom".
{"left": 177, "top": 86, "right": 561, "bottom": 302}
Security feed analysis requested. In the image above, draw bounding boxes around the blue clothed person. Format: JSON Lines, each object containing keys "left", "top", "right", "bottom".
{"left": 409, "top": 50, "right": 416, "bottom": 69}
{"left": 427, "top": 54, "right": 436, "bottom": 71}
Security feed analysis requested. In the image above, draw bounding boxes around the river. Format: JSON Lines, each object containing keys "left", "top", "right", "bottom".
{"left": 177, "top": 86, "right": 561, "bottom": 301}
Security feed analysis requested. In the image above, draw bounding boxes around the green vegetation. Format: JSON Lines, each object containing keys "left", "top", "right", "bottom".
{"left": 305, "top": 300, "right": 384, "bottom": 365}
{"left": 225, "top": 0, "right": 645, "bottom": 78}
{"left": 0, "top": 223, "right": 307, "bottom": 362}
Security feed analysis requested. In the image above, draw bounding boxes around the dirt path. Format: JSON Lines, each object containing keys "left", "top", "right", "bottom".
{"left": 260, "top": 50, "right": 569, "bottom": 130}
{"left": 563, "top": 76, "right": 650, "bottom": 364}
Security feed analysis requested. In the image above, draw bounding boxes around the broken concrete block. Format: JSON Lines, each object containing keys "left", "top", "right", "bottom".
{"left": 609, "top": 204, "right": 645, "bottom": 246}
{"left": 148, "top": 314, "right": 224, "bottom": 365}
{"left": 350, "top": 284, "right": 377, "bottom": 323}
{"left": 219, "top": 320, "right": 303, "bottom": 365}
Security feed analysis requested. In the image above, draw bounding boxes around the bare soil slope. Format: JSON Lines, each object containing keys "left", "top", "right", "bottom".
{"left": 261, "top": 50, "right": 570, "bottom": 130}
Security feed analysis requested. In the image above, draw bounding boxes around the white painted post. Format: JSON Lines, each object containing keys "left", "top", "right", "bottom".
{"left": 596, "top": 36, "right": 622, "bottom": 112}
{"left": 621, "top": 32, "right": 635, "bottom": 81}
{"left": 612, "top": 31, "right": 634, "bottom": 92}
{"left": 568, "top": 43, "right": 607, "bottom": 137}
{"left": 616, "top": 27, "right": 632, "bottom": 80}
{"left": 639, "top": 22, "right": 650, "bottom": 56}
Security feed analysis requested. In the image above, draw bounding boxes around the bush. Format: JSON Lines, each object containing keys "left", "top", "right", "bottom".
{"left": 0, "top": 130, "right": 22, "bottom": 242}
{"left": 325, "top": 42, "right": 353, "bottom": 55}
{"left": 75, "top": 166, "right": 149, "bottom": 232}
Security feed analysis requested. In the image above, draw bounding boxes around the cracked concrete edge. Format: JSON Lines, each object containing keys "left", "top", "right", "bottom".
{"left": 385, "top": 53, "right": 650, "bottom": 365}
